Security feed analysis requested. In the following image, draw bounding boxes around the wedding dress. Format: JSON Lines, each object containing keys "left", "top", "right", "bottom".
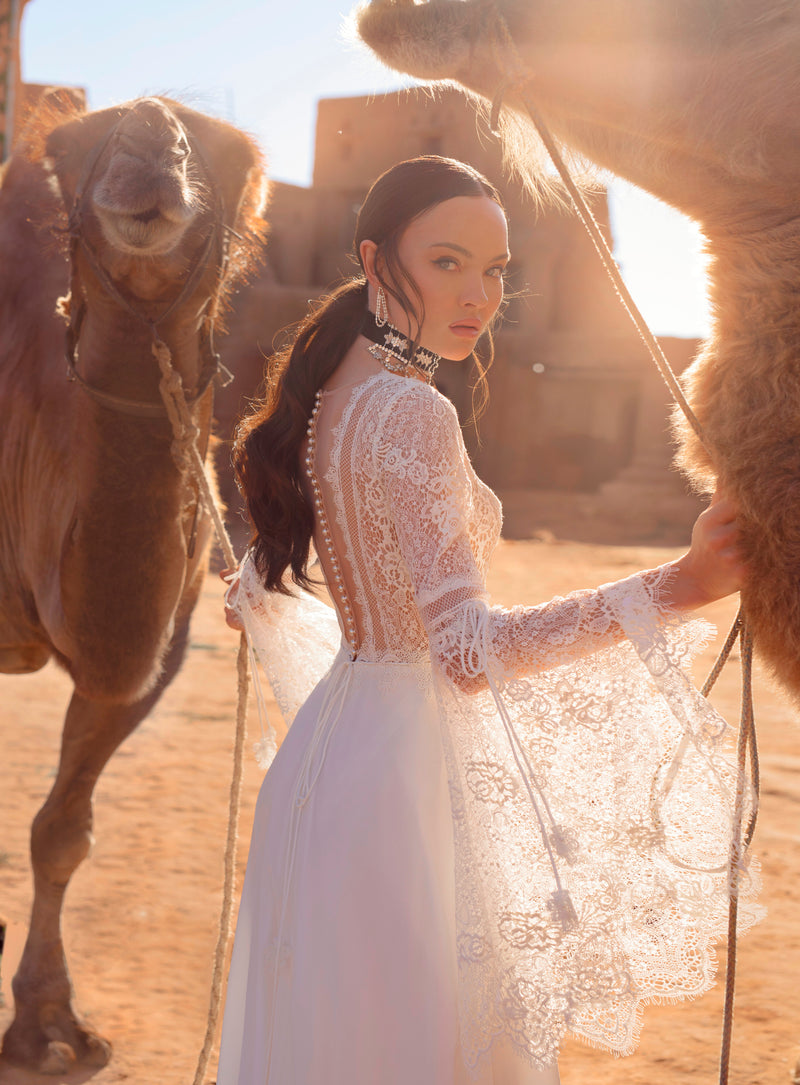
{"left": 216, "top": 371, "right": 761, "bottom": 1085}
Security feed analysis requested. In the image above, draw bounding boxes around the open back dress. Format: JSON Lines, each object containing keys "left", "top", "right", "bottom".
{"left": 216, "top": 371, "right": 761, "bottom": 1085}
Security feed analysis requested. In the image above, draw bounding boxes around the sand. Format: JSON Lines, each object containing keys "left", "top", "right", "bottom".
{"left": 0, "top": 539, "right": 798, "bottom": 1085}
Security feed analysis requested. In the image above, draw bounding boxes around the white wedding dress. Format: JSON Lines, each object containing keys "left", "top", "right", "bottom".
{"left": 216, "top": 371, "right": 761, "bottom": 1085}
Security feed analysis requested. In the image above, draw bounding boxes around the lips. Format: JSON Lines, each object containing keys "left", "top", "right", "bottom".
{"left": 449, "top": 320, "right": 482, "bottom": 338}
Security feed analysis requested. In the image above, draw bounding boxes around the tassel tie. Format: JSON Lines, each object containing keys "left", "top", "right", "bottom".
{"left": 458, "top": 598, "right": 739, "bottom": 893}
{"left": 457, "top": 601, "right": 578, "bottom": 931}
{"left": 264, "top": 650, "right": 355, "bottom": 1074}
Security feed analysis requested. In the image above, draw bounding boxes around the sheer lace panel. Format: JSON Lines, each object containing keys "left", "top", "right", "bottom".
{"left": 315, "top": 372, "right": 499, "bottom": 662}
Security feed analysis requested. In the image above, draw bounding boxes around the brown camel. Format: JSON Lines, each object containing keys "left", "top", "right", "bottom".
{"left": 355, "top": 0, "right": 800, "bottom": 703}
{"left": 0, "top": 93, "right": 265, "bottom": 1073}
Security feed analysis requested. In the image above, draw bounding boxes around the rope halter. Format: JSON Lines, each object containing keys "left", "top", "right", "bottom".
{"left": 60, "top": 98, "right": 236, "bottom": 421}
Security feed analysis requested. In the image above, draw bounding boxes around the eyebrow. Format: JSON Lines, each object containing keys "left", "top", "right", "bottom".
{"left": 429, "top": 242, "right": 510, "bottom": 261}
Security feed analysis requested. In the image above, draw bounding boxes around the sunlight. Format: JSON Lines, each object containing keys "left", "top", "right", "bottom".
{"left": 21, "top": 0, "right": 710, "bottom": 339}
{"left": 609, "top": 179, "right": 711, "bottom": 339}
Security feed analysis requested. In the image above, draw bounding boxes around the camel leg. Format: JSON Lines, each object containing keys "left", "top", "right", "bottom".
{"left": 1, "top": 623, "right": 192, "bottom": 1074}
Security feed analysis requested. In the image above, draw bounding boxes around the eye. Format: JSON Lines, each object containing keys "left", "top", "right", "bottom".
{"left": 170, "top": 137, "right": 191, "bottom": 163}
{"left": 486, "top": 264, "right": 507, "bottom": 279}
{"left": 434, "top": 257, "right": 459, "bottom": 271}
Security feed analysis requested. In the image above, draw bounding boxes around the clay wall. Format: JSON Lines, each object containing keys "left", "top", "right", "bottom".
{"left": 0, "top": 0, "right": 30, "bottom": 160}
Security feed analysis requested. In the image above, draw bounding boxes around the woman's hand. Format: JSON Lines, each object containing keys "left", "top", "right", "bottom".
{"left": 668, "top": 494, "right": 748, "bottom": 611}
{"left": 220, "top": 567, "right": 245, "bottom": 632}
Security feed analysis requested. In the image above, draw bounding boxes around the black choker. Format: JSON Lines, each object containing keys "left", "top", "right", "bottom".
{"left": 360, "top": 309, "right": 440, "bottom": 384}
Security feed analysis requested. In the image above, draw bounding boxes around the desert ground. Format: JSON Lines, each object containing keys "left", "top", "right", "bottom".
{"left": 1, "top": 532, "right": 798, "bottom": 1085}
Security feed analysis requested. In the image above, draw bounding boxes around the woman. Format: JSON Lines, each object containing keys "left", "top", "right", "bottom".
{"left": 216, "top": 156, "right": 759, "bottom": 1085}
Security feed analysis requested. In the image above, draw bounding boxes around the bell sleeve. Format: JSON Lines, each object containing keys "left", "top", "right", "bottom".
{"left": 376, "top": 384, "right": 762, "bottom": 1072}
{"left": 225, "top": 553, "right": 341, "bottom": 765}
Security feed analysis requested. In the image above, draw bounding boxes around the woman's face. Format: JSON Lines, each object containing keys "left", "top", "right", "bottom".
{"left": 384, "top": 195, "right": 509, "bottom": 361}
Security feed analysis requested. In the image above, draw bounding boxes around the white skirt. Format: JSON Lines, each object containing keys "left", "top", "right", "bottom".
{"left": 216, "top": 651, "right": 559, "bottom": 1085}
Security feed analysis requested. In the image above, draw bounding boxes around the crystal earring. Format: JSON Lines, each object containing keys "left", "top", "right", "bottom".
{"left": 375, "top": 284, "right": 388, "bottom": 328}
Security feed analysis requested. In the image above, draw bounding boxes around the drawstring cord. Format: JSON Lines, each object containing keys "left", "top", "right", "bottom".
{"left": 457, "top": 596, "right": 749, "bottom": 927}
{"left": 459, "top": 601, "right": 578, "bottom": 929}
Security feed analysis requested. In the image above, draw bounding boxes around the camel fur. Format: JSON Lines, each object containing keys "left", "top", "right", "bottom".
{"left": 355, "top": 0, "right": 800, "bottom": 702}
{"left": 0, "top": 92, "right": 266, "bottom": 1073}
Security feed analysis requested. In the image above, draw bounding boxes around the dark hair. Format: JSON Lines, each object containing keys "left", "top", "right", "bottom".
{"left": 233, "top": 155, "right": 505, "bottom": 593}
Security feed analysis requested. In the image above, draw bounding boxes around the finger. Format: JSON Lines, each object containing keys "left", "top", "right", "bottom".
{"left": 707, "top": 497, "right": 739, "bottom": 524}
{"left": 711, "top": 527, "right": 741, "bottom": 550}
{"left": 696, "top": 510, "right": 736, "bottom": 541}
{"left": 696, "top": 522, "right": 737, "bottom": 551}
{"left": 224, "top": 607, "right": 244, "bottom": 630}
{"left": 716, "top": 543, "right": 744, "bottom": 562}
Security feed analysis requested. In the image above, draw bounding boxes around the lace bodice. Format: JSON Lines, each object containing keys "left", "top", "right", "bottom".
{"left": 315, "top": 372, "right": 498, "bottom": 661}
{"left": 314, "top": 371, "right": 669, "bottom": 686}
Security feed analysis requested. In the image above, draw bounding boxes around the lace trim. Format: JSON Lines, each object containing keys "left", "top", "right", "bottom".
{"left": 429, "top": 571, "right": 763, "bottom": 1072}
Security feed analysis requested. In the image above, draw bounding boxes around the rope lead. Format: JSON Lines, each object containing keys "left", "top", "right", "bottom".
{"left": 150, "top": 335, "right": 249, "bottom": 1085}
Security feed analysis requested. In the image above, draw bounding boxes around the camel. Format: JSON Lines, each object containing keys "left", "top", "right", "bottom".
{"left": 0, "top": 93, "right": 265, "bottom": 1073}
{"left": 355, "top": 0, "right": 800, "bottom": 705}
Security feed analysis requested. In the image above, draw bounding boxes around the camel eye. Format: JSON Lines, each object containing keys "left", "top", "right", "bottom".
{"left": 171, "top": 138, "right": 190, "bottom": 163}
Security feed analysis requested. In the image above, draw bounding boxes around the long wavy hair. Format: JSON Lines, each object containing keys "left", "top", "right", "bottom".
{"left": 233, "top": 155, "right": 505, "bottom": 593}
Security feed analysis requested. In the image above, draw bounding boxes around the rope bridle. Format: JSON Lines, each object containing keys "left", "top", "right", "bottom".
{"left": 63, "top": 99, "right": 235, "bottom": 421}
{"left": 485, "top": 14, "right": 758, "bottom": 1084}
{"left": 62, "top": 99, "right": 240, "bottom": 558}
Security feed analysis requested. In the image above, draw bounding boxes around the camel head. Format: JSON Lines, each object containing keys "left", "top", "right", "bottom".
{"left": 355, "top": 0, "right": 800, "bottom": 231}
{"left": 68, "top": 98, "right": 200, "bottom": 258}
{"left": 39, "top": 95, "right": 267, "bottom": 311}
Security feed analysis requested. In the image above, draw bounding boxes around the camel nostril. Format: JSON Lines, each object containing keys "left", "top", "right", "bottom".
{"left": 132, "top": 206, "right": 160, "bottom": 224}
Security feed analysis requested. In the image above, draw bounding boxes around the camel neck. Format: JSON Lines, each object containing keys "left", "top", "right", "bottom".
{"left": 75, "top": 302, "right": 208, "bottom": 408}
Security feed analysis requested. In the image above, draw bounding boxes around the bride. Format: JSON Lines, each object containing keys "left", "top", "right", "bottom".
{"left": 216, "top": 155, "right": 759, "bottom": 1085}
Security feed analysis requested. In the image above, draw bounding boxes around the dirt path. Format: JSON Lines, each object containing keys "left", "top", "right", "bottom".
{"left": 1, "top": 540, "right": 797, "bottom": 1085}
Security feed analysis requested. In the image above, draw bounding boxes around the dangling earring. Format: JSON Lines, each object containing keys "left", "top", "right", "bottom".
{"left": 374, "top": 284, "right": 388, "bottom": 328}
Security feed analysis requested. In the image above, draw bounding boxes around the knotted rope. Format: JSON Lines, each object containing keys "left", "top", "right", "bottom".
{"left": 485, "top": 14, "right": 758, "bottom": 1083}
{"left": 150, "top": 336, "right": 249, "bottom": 1085}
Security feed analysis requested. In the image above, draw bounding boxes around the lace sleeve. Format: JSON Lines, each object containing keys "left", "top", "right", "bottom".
{"left": 378, "top": 385, "right": 676, "bottom": 690}
{"left": 225, "top": 552, "right": 341, "bottom": 764}
{"left": 377, "top": 385, "right": 762, "bottom": 1073}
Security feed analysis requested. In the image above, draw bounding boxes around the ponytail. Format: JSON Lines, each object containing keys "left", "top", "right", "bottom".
{"left": 234, "top": 155, "right": 506, "bottom": 593}
{"left": 233, "top": 278, "right": 368, "bottom": 592}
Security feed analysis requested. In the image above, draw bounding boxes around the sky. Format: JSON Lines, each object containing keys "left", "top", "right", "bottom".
{"left": 21, "top": 0, "right": 710, "bottom": 339}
